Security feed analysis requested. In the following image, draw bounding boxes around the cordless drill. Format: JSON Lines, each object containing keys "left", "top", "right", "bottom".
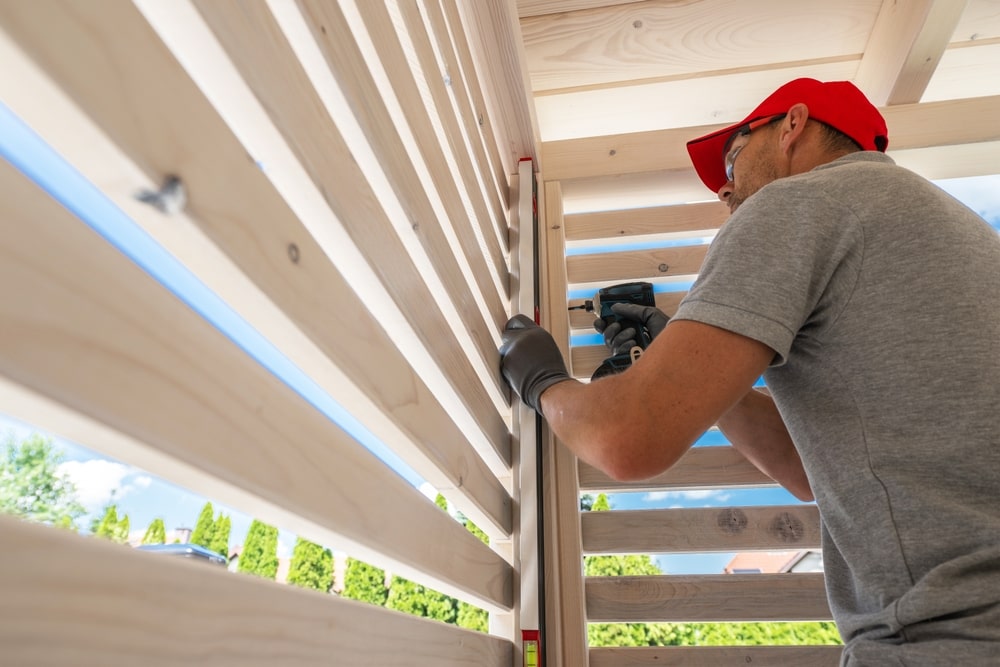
{"left": 582, "top": 281, "right": 656, "bottom": 380}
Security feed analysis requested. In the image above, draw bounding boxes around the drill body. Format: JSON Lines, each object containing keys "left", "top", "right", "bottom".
{"left": 585, "top": 281, "right": 656, "bottom": 380}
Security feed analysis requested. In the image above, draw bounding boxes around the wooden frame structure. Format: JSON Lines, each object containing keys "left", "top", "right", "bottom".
{"left": 1, "top": 1, "right": 998, "bottom": 665}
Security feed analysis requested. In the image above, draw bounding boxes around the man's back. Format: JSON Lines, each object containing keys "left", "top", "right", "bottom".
{"left": 676, "top": 152, "right": 1000, "bottom": 663}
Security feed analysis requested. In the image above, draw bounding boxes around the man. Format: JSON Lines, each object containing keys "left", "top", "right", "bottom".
{"left": 500, "top": 78, "right": 1000, "bottom": 664}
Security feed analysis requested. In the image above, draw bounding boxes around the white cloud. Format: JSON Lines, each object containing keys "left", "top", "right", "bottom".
{"left": 643, "top": 489, "right": 733, "bottom": 504}
{"left": 57, "top": 459, "right": 145, "bottom": 511}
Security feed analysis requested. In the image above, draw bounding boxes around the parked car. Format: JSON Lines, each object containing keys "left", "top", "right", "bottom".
{"left": 136, "top": 543, "right": 227, "bottom": 566}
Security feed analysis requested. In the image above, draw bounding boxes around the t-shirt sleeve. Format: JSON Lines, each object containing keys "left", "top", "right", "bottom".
{"left": 673, "top": 180, "right": 864, "bottom": 366}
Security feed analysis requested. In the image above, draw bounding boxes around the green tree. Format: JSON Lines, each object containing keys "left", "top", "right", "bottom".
{"left": 238, "top": 519, "right": 279, "bottom": 579}
{"left": 342, "top": 558, "right": 388, "bottom": 606}
{"left": 209, "top": 514, "right": 231, "bottom": 559}
{"left": 93, "top": 504, "right": 130, "bottom": 544}
{"left": 386, "top": 576, "right": 457, "bottom": 624}
{"left": 190, "top": 501, "right": 215, "bottom": 548}
{"left": 584, "top": 494, "right": 678, "bottom": 648}
{"left": 142, "top": 518, "right": 167, "bottom": 545}
{"left": 286, "top": 537, "right": 334, "bottom": 593}
{"left": 0, "top": 432, "right": 85, "bottom": 529}
{"left": 456, "top": 516, "right": 489, "bottom": 632}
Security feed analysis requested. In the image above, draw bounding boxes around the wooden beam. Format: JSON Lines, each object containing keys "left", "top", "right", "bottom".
{"left": 854, "top": 0, "right": 968, "bottom": 106}
{"left": 578, "top": 447, "right": 776, "bottom": 492}
{"left": 540, "top": 181, "right": 591, "bottom": 666}
{"left": 0, "top": 516, "right": 512, "bottom": 666}
{"left": 582, "top": 505, "right": 821, "bottom": 554}
{"left": 565, "top": 201, "right": 728, "bottom": 243}
{"left": 590, "top": 645, "right": 842, "bottom": 667}
{"left": 586, "top": 573, "right": 832, "bottom": 622}
{"left": 517, "top": 0, "right": 647, "bottom": 19}
{"left": 542, "top": 95, "right": 1000, "bottom": 181}
{"left": 566, "top": 244, "right": 709, "bottom": 286}
{"left": 0, "top": 159, "right": 511, "bottom": 612}
{"left": 519, "top": 0, "right": 878, "bottom": 92}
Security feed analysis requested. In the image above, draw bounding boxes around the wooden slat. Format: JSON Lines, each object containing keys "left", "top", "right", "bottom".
{"left": 0, "top": 516, "right": 512, "bottom": 667}
{"left": 578, "top": 447, "right": 776, "bottom": 492}
{"left": 566, "top": 244, "right": 709, "bottom": 285}
{"left": 582, "top": 506, "right": 821, "bottom": 554}
{"left": 541, "top": 180, "right": 591, "bottom": 666}
{"left": 519, "top": 0, "right": 878, "bottom": 92}
{"left": 437, "top": 0, "right": 513, "bottom": 223}
{"left": 586, "top": 573, "right": 831, "bottom": 622}
{"left": 195, "top": 0, "right": 507, "bottom": 390}
{"left": 418, "top": 0, "right": 511, "bottom": 256}
{"left": 0, "top": 20, "right": 512, "bottom": 540}
{"left": 854, "top": 0, "right": 967, "bottom": 105}
{"left": 542, "top": 95, "right": 1000, "bottom": 181}
{"left": 338, "top": 0, "right": 511, "bottom": 301}
{"left": 0, "top": 159, "right": 510, "bottom": 612}
{"left": 454, "top": 0, "right": 539, "bottom": 169}
{"left": 0, "top": 0, "right": 514, "bottom": 473}
{"left": 565, "top": 201, "right": 727, "bottom": 243}
{"left": 590, "top": 645, "right": 842, "bottom": 667}
{"left": 569, "top": 292, "right": 687, "bottom": 331}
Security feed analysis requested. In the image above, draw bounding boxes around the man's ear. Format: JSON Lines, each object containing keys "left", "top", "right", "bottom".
{"left": 778, "top": 103, "right": 810, "bottom": 154}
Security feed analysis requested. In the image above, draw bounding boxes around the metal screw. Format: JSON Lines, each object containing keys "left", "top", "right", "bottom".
{"left": 135, "top": 175, "right": 186, "bottom": 215}
{"left": 658, "top": 263, "right": 669, "bottom": 272}
{"left": 288, "top": 243, "right": 300, "bottom": 264}
{"left": 633, "top": 19, "right": 643, "bottom": 29}
{"left": 609, "top": 149, "right": 617, "bottom": 157}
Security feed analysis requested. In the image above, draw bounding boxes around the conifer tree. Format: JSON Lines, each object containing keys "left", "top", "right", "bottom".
{"left": 209, "top": 514, "right": 231, "bottom": 559}
{"left": 190, "top": 501, "right": 215, "bottom": 548}
{"left": 142, "top": 518, "right": 167, "bottom": 545}
{"left": 113, "top": 513, "right": 130, "bottom": 544}
{"left": 237, "top": 519, "right": 279, "bottom": 579}
{"left": 286, "top": 537, "right": 334, "bottom": 593}
{"left": 94, "top": 504, "right": 120, "bottom": 540}
{"left": 342, "top": 558, "right": 388, "bottom": 606}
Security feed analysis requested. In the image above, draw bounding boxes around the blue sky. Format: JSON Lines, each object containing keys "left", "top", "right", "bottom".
{"left": 2, "top": 98, "right": 999, "bottom": 573}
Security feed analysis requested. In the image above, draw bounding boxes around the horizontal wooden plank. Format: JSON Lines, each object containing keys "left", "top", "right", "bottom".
{"left": 520, "top": 0, "right": 877, "bottom": 92}
{"left": 569, "top": 291, "right": 686, "bottom": 332}
{"left": 582, "top": 505, "right": 821, "bottom": 554}
{"left": 578, "top": 447, "right": 776, "bottom": 492}
{"left": 517, "top": 0, "right": 647, "bottom": 19}
{"left": 590, "top": 645, "right": 842, "bottom": 667}
{"left": 543, "top": 95, "right": 1000, "bottom": 181}
{"left": 0, "top": 516, "right": 511, "bottom": 666}
{"left": 586, "top": 573, "right": 832, "bottom": 622}
{"left": 0, "top": 17, "right": 512, "bottom": 539}
{"left": 0, "top": 160, "right": 510, "bottom": 612}
{"left": 566, "top": 244, "right": 709, "bottom": 285}
{"left": 565, "top": 201, "right": 727, "bottom": 243}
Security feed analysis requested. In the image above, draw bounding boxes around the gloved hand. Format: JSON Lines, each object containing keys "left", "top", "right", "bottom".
{"left": 593, "top": 303, "right": 670, "bottom": 355}
{"left": 499, "top": 314, "right": 570, "bottom": 415}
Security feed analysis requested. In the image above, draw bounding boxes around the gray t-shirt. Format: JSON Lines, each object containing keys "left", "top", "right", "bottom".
{"left": 674, "top": 152, "right": 1000, "bottom": 665}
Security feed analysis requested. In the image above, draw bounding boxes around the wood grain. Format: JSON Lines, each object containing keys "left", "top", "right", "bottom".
{"left": 586, "top": 573, "right": 832, "bottom": 621}
{"left": 582, "top": 505, "right": 821, "bottom": 554}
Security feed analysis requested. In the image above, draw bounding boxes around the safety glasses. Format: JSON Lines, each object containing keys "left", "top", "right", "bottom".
{"left": 723, "top": 114, "right": 786, "bottom": 182}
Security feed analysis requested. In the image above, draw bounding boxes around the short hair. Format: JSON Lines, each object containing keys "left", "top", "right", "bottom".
{"left": 816, "top": 121, "right": 863, "bottom": 154}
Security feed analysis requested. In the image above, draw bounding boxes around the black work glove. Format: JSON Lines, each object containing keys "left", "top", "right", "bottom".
{"left": 499, "top": 315, "right": 570, "bottom": 415}
{"left": 593, "top": 303, "right": 670, "bottom": 355}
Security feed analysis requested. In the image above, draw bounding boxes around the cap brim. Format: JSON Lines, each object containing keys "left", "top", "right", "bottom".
{"left": 686, "top": 121, "right": 747, "bottom": 193}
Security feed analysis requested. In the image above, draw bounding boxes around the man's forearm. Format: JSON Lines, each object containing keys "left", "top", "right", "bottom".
{"left": 717, "top": 388, "right": 814, "bottom": 501}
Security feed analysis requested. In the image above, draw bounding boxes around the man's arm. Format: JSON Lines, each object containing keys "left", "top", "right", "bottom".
{"left": 717, "top": 388, "right": 813, "bottom": 501}
{"left": 539, "top": 320, "right": 782, "bottom": 482}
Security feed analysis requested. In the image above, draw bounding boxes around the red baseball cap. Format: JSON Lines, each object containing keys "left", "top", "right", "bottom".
{"left": 686, "top": 78, "right": 889, "bottom": 193}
